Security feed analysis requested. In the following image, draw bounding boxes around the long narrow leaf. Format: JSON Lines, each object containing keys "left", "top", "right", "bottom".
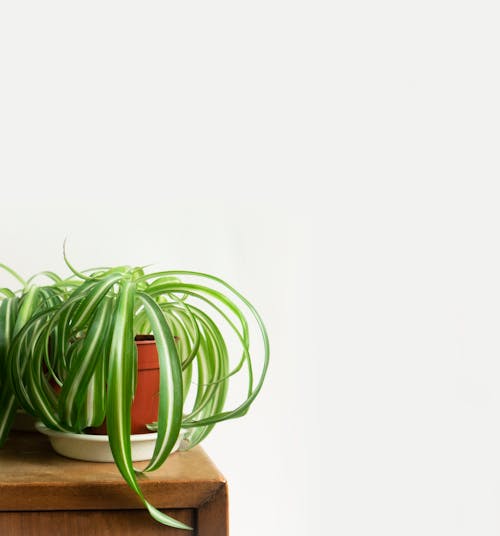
{"left": 59, "top": 297, "right": 113, "bottom": 429}
{"left": 107, "top": 281, "right": 191, "bottom": 531}
{"left": 139, "top": 292, "right": 183, "bottom": 472}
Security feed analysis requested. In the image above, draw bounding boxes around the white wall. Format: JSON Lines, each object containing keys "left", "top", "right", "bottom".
{"left": 1, "top": 2, "right": 500, "bottom": 535}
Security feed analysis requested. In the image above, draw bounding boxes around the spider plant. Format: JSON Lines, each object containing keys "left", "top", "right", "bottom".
{"left": 0, "top": 264, "right": 73, "bottom": 446}
{"left": 6, "top": 257, "right": 269, "bottom": 530}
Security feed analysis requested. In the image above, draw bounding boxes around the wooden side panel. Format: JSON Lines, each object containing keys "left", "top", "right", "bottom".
{"left": 0, "top": 508, "right": 195, "bottom": 536}
{"left": 197, "top": 483, "right": 229, "bottom": 536}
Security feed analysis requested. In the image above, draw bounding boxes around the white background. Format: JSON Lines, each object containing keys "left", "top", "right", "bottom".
{"left": 1, "top": 1, "right": 499, "bottom": 535}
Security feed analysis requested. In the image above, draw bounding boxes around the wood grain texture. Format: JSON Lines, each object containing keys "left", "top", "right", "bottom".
{"left": 0, "top": 432, "right": 226, "bottom": 511}
{"left": 0, "top": 509, "right": 195, "bottom": 536}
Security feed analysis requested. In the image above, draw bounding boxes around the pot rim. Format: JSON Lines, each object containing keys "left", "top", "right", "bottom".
{"left": 135, "top": 339, "right": 156, "bottom": 346}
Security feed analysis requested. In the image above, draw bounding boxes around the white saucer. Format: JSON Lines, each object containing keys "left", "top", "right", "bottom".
{"left": 35, "top": 421, "right": 180, "bottom": 462}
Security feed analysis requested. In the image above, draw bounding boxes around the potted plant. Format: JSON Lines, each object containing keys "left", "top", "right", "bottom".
{"left": 4, "top": 254, "right": 269, "bottom": 530}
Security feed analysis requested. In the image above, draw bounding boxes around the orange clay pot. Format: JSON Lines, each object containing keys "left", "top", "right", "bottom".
{"left": 91, "top": 336, "right": 160, "bottom": 435}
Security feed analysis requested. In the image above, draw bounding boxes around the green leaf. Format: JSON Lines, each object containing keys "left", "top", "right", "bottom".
{"left": 58, "top": 297, "right": 113, "bottom": 429}
{"left": 0, "top": 264, "right": 26, "bottom": 287}
{"left": 139, "top": 292, "right": 183, "bottom": 472}
{"left": 107, "top": 280, "right": 191, "bottom": 531}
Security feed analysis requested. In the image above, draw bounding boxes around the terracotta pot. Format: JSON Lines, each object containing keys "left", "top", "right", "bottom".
{"left": 91, "top": 336, "right": 160, "bottom": 435}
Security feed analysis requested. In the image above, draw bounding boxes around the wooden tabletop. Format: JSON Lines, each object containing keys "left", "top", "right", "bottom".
{"left": 0, "top": 431, "right": 226, "bottom": 512}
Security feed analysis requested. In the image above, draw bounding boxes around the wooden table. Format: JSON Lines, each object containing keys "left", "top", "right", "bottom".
{"left": 0, "top": 431, "right": 228, "bottom": 535}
